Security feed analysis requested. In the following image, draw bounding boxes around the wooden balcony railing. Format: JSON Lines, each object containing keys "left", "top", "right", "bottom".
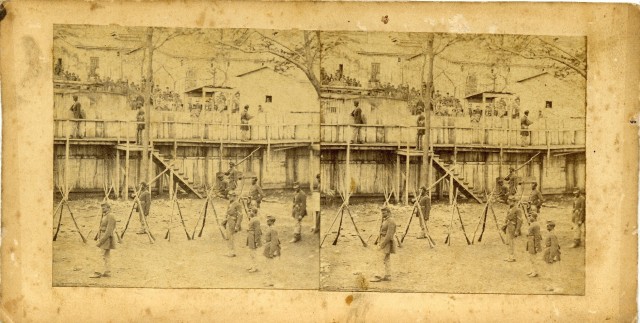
{"left": 320, "top": 123, "right": 586, "bottom": 149}
{"left": 54, "top": 119, "right": 320, "bottom": 143}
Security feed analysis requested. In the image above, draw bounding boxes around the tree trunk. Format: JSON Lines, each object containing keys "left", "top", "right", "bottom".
{"left": 422, "top": 34, "right": 434, "bottom": 191}
{"left": 142, "top": 27, "right": 153, "bottom": 183}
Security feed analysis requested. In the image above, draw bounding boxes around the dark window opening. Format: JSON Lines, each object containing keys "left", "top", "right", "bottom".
{"left": 265, "top": 95, "right": 272, "bottom": 103}
{"left": 545, "top": 101, "right": 553, "bottom": 109}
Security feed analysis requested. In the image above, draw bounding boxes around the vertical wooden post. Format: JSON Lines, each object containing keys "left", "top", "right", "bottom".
{"left": 395, "top": 153, "right": 401, "bottom": 204}
{"left": 115, "top": 149, "right": 120, "bottom": 199}
{"left": 539, "top": 154, "right": 544, "bottom": 194}
{"left": 481, "top": 94, "right": 486, "bottom": 145}
{"left": 148, "top": 140, "right": 154, "bottom": 197}
{"left": 65, "top": 120, "right": 70, "bottom": 198}
{"left": 405, "top": 132, "right": 410, "bottom": 205}
{"left": 309, "top": 147, "right": 314, "bottom": 191}
{"left": 204, "top": 147, "right": 209, "bottom": 188}
{"left": 260, "top": 150, "right": 265, "bottom": 187}
{"left": 219, "top": 141, "right": 223, "bottom": 172}
{"left": 483, "top": 152, "right": 489, "bottom": 196}
{"left": 169, "top": 167, "right": 174, "bottom": 199}
{"left": 345, "top": 133, "right": 351, "bottom": 205}
{"left": 124, "top": 124, "right": 130, "bottom": 201}
{"left": 266, "top": 125, "right": 271, "bottom": 168}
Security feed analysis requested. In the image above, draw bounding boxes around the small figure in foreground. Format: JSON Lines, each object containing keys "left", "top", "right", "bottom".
{"left": 246, "top": 208, "right": 262, "bottom": 273}
{"left": 502, "top": 196, "right": 520, "bottom": 262}
{"left": 525, "top": 207, "right": 542, "bottom": 278}
{"left": 528, "top": 182, "right": 544, "bottom": 214}
{"left": 371, "top": 206, "right": 396, "bottom": 282}
{"left": 223, "top": 191, "right": 243, "bottom": 257}
{"left": 248, "top": 177, "right": 264, "bottom": 212}
{"left": 290, "top": 182, "right": 307, "bottom": 243}
{"left": 91, "top": 203, "right": 116, "bottom": 278}
{"left": 570, "top": 188, "right": 586, "bottom": 248}
{"left": 263, "top": 215, "right": 281, "bottom": 287}
{"left": 543, "top": 220, "right": 562, "bottom": 292}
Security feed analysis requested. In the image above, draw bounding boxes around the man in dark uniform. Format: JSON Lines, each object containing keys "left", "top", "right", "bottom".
{"left": 70, "top": 95, "right": 86, "bottom": 138}
{"left": 504, "top": 167, "right": 518, "bottom": 196}
{"left": 136, "top": 110, "right": 145, "bottom": 145}
{"left": 371, "top": 206, "right": 396, "bottom": 282}
{"left": 543, "top": 220, "right": 561, "bottom": 292}
{"left": 529, "top": 182, "right": 544, "bottom": 213}
{"left": 290, "top": 182, "right": 307, "bottom": 243}
{"left": 350, "top": 100, "right": 364, "bottom": 144}
{"left": 248, "top": 177, "right": 264, "bottom": 210}
{"left": 570, "top": 188, "right": 586, "bottom": 248}
{"left": 215, "top": 172, "right": 229, "bottom": 199}
{"left": 416, "top": 186, "right": 431, "bottom": 239}
{"left": 225, "top": 161, "right": 240, "bottom": 191}
{"left": 136, "top": 182, "right": 151, "bottom": 234}
{"left": 496, "top": 178, "right": 510, "bottom": 203}
{"left": 502, "top": 196, "right": 520, "bottom": 262}
{"left": 90, "top": 203, "right": 117, "bottom": 278}
{"left": 224, "top": 191, "right": 243, "bottom": 257}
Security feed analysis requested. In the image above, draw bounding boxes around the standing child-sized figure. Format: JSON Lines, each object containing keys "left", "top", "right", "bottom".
{"left": 249, "top": 177, "right": 264, "bottom": 211}
{"left": 91, "top": 203, "right": 116, "bottom": 278}
{"left": 290, "top": 182, "right": 307, "bottom": 243}
{"left": 263, "top": 215, "right": 281, "bottom": 287}
{"left": 543, "top": 220, "right": 562, "bottom": 292}
{"left": 310, "top": 174, "right": 321, "bottom": 234}
{"left": 371, "top": 206, "right": 396, "bottom": 282}
{"left": 525, "top": 208, "right": 542, "bottom": 278}
{"left": 502, "top": 196, "right": 520, "bottom": 262}
{"left": 416, "top": 114, "right": 426, "bottom": 150}
{"left": 224, "top": 191, "right": 242, "bottom": 257}
{"left": 246, "top": 209, "right": 262, "bottom": 273}
{"left": 570, "top": 188, "right": 586, "bottom": 248}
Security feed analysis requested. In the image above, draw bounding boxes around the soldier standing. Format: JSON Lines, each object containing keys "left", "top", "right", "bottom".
{"left": 91, "top": 203, "right": 116, "bottom": 278}
{"left": 529, "top": 182, "right": 544, "bottom": 213}
{"left": 136, "top": 182, "right": 151, "bottom": 234}
{"left": 502, "top": 196, "right": 520, "bottom": 262}
{"left": 224, "top": 191, "right": 243, "bottom": 257}
{"left": 263, "top": 215, "right": 281, "bottom": 287}
{"left": 570, "top": 188, "right": 586, "bottom": 248}
{"left": 371, "top": 206, "right": 396, "bottom": 282}
{"left": 504, "top": 167, "right": 518, "bottom": 196}
{"left": 416, "top": 186, "right": 431, "bottom": 240}
{"left": 290, "top": 182, "right": 307, "bottom": 243}
{"left": 525, "top": 209, "right": 542, "bottom": 278}
{"left": 543, "top": 220, "right": 561, "bottom": 292}
{"left": 248, "top": 177, "right": 264, "bottom": 211}
{"left": 225, "top": 161, "right": 240, "bottom": 191}
{"left": 215, "top": 172, "right": 229, "bottom": 199}
{"left": 246, "top": 209, "right": 262, "bottom": 273}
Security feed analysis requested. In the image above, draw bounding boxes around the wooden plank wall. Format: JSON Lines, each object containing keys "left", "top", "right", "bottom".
{"left": 54, "top": 145, "right": 315, "bottom": 193}
{"left": 319, "top": 150, "right": 582, "bottom": 197}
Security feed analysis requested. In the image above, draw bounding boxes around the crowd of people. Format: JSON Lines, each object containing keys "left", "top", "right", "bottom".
{"left": 321, "top": 67, "right": 362, "bottom": 87}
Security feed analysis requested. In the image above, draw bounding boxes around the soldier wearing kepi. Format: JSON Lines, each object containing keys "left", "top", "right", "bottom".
{"left": 502, "top": 196, "right": 520, "bottom": 262}
{"left": 416, "top": 186, "right": 431, "bottom": 240}
{"left": 225, "top": 161, "right": 240, "bottom": 191}
{"left": 248, "top": 177, "right": 265, "bottom": 212}
{"left": 543, "top": 220, "right": 562, "bottom": 292}
{"left": 263, "top": 215, "right": 281, "bottom": 287}
{"left": 224, "top": 191, "right": 243, "bottom": 257}
{"left": 529, "top": 182, "right": 544, "bottom": 214}
{"left": 91, "top": 203, "right": 116, "bottom": 278}
{"left": 371, "top": 206, "right": 396, "bottom": 282}
{"left": 570, "top": 188, "right": 586, "bottom": 248}
{"left": 290, "top": 182, "right": 307, "bottom": 243}
{"left": 525, "top": 207, "right": 542, "bottom": 278}
{"left": 246, "top": 208, "right": 262, "bottom": 273}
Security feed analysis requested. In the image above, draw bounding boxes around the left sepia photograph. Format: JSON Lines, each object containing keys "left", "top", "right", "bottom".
{"left": 52, "top": 25, "right": 320, "bottom": 289}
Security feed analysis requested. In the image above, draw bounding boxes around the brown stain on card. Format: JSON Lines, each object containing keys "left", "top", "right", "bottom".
{"left": 345, "top": 294, "right": 353, "bottom": 305}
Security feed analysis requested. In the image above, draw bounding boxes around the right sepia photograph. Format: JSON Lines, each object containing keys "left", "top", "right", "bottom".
{"left": 318, "top": 31, "right": 586, "bottom": 294}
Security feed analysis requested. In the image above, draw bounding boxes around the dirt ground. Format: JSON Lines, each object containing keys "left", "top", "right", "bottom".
{"left": 52, "top": 191, "right": 319, "bottom": 289}
{"left": 320, "top": 195, "right": 585, "bottom": 295}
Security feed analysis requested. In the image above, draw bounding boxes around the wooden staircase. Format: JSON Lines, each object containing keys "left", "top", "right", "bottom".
{"left": 151, "top": 151, "right": 204, "bottom": 199}
{"left": 432, "top": 156, "right": 483, "bottom": 204}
